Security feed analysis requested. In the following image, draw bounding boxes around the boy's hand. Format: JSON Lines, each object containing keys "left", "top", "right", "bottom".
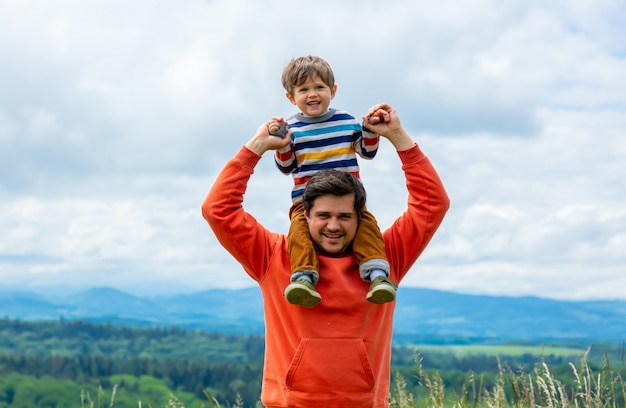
{"left": 363, "top": 104, "right": 397, "bottom": 135}
{"left": 366, "top": 109, "right": 390, "bottom": 125}
{"left": 246, "top": 117, "right": 291, "bottom": 156}
{"left": 269, "top": 119, "right": 287, "bottom": 138}
{"left": 363, "top": 103, "right": 414, "bottom": 151}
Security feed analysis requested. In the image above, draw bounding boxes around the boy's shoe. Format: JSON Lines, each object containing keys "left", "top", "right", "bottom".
{"left": 284, "top": 279, "right": 322, "bottom": 308}
{"left": 366, "top": 276, "right": 397, "bottom": 304}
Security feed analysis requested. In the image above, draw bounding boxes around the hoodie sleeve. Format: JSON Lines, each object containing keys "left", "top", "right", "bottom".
{"left": 383, "top": 144, "right": 450, "bottom": 281}
{"left": 201, "top": 146, "right": 283, "bottom": 281}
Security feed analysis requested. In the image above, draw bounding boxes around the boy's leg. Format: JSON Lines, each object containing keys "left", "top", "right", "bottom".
{"left": 353, "top": 208, "right": 397, "bottom": 304}
{"left": 284, "top": 201, "right": 321, "bottom": 307}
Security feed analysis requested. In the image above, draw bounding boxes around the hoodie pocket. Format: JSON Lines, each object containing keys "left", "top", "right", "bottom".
{"left": 285, "top": 338, "right": 375, "bottom": 407}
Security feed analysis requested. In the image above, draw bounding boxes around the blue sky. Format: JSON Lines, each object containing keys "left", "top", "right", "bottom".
{"left": 1, "top": 0, "right": 625, "bottom": 299}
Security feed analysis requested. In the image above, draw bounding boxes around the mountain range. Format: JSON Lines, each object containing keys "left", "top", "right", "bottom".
{"left": 1, "top": 287, "right": 624, "bottom": 345}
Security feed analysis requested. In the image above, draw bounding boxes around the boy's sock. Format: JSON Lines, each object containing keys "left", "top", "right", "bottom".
{"left": 369, "top": 269, "right": 386, "bottom": 281}
{"left": 295, "top": 274, "right": 313, "bottom": 283}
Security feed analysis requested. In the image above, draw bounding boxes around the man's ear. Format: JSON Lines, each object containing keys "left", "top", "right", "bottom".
{"left": 286, "top": 92, "right": 296, "bottom": 105}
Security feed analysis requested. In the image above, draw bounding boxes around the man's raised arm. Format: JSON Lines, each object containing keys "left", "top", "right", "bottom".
{"left": 364, "top": 103, "right": 450, "bottom": 281}
{"left": 201, "top": 119, "right": 292, "bottom": 280}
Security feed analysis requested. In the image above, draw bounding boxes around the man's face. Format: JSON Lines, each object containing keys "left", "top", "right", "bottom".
{"left": 305, "top": 193, "right": 358, "bottom": 256}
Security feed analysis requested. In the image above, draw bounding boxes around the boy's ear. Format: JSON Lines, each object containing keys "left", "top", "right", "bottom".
{"left": 285, "top": 92, "right": 296, "bottom": 105}
{"left": 331, "top": 84, "right": 337, "bottom": 99}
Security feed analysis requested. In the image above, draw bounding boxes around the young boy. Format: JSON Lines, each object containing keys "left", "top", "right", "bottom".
{"left": 270, "top": 55, "right": 397, "bottom": 308}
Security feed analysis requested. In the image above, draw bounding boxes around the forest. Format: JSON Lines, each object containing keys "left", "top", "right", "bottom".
{"left": 0, "top": 318, "right": 622, "bottom": 407}
{"left": 0, "top": 319, "right": 263, "bottom": 406}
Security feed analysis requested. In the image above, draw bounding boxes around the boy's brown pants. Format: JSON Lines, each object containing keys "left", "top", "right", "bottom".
{"left": 288, "top": 200, "right": 388, "bottom": 283}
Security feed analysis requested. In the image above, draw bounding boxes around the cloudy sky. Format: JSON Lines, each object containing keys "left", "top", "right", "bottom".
{"left": 1, "top": 0, "right": 624, "bottom": 300}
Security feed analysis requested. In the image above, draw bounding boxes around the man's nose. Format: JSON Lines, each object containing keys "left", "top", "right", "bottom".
{"left": 327, "top": 217, "right": 340, "bottom": 230}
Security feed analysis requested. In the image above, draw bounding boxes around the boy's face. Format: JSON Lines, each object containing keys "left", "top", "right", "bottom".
{"left": 286, "top": 75, "right": 337, "bottom": 117}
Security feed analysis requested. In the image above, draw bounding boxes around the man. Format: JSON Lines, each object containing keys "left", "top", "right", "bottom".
{"left": 202, "top": 103, "right": 449, "bottom": 407}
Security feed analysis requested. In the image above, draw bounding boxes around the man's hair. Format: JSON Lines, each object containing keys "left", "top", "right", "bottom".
{"left": 302, "top": 169, "right": 366, "bottom": 217}
{"left": 281, "top": 55, "right": 335, "bottom": 95}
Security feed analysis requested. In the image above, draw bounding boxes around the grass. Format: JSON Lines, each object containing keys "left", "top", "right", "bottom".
{"left": 390, "top": 346, "right": 626, "bottom": 407}
{"left": 83, "top": 346, "right": 625, "bottom": 408}
{"left": 80, "top": 386, "right": 258, "bottom": 408}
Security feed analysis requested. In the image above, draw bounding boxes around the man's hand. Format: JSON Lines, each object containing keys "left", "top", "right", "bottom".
{"left": 245, "top": 117, "right": 292, "bottom": 156}
{"left": 363, "top": 103, "right": 414, "bottom": 151}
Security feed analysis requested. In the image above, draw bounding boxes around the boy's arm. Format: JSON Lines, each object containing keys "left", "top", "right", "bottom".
{"left": 355, "top": 120, "right": 380, "bottom": 161}
{"left": 270, "top": 118, "right": 298, "bottom": 174}
{"left": 274, "top": 142, "right": 298, "bottom": 174}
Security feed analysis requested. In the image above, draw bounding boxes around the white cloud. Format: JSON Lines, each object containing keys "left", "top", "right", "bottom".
{"left": 0, "top": 0, "right": 624, "bottom": 300}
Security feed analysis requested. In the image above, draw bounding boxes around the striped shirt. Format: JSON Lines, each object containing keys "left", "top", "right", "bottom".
{"left": 275, "top": 108, "right": 380, "bottom": 202}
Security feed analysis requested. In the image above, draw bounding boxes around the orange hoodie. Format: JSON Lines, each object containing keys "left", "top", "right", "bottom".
{"left": 202, "top": 143, "right": 449, "bottom": 407}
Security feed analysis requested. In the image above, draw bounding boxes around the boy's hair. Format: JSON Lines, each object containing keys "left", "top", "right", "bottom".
{"left": 281, "top": 55, "right": 335, "bottom": 95}
{"left": 303, "top": 169, "right": 366, "bottom": 218}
